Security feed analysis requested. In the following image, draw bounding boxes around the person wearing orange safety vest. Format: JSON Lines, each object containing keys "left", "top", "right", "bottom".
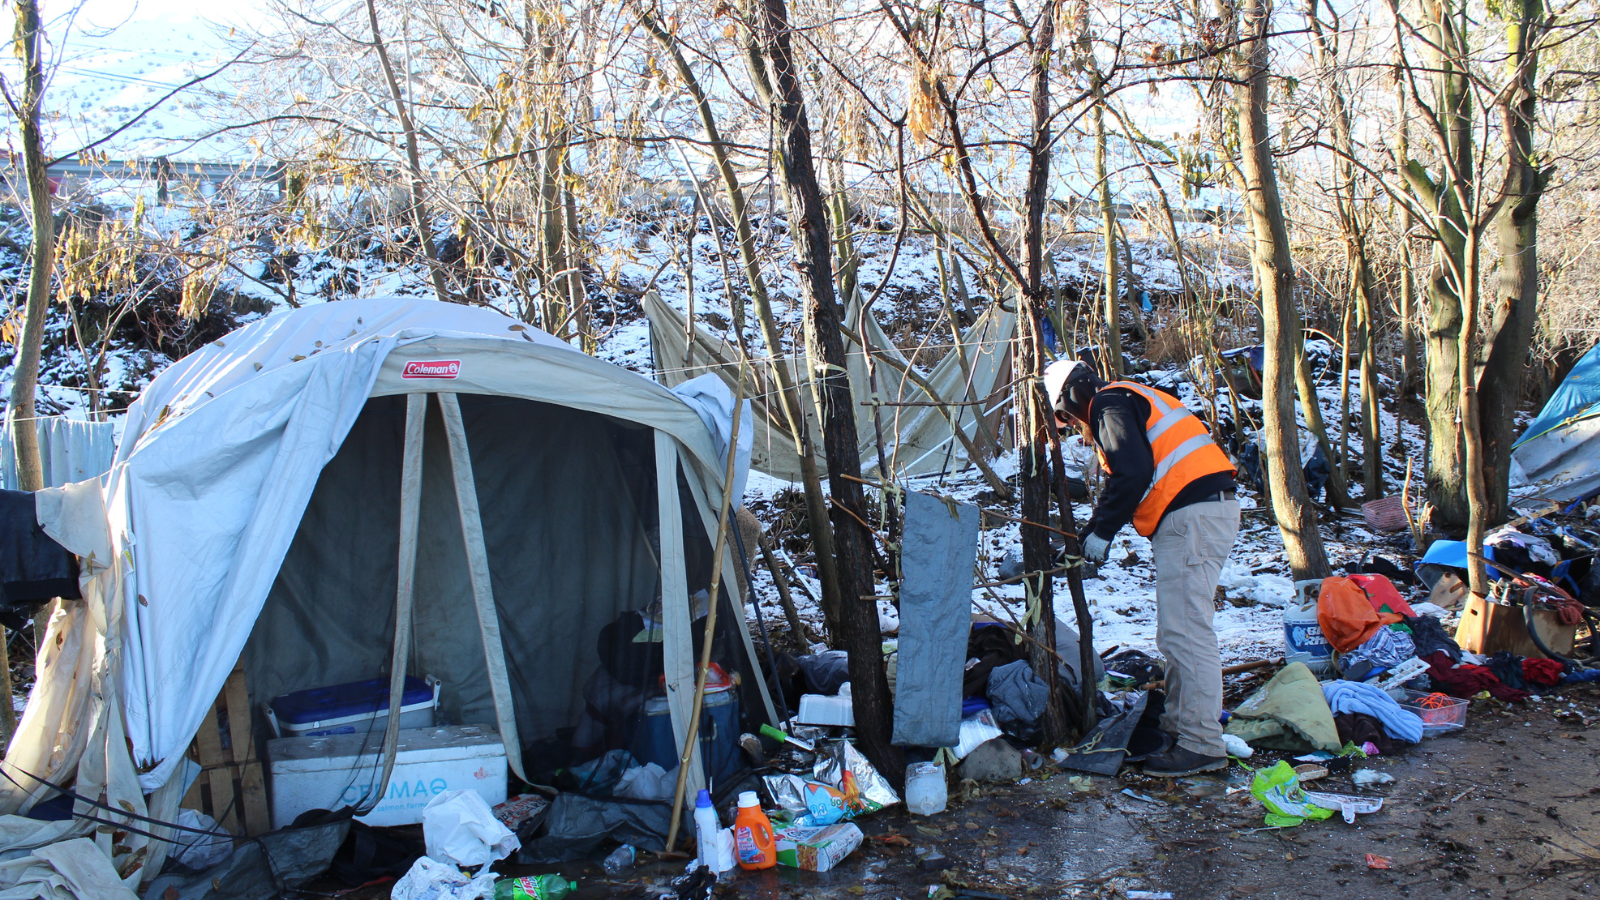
{"left": 1043, "top": 360, "right": 1240, "bottom": 777}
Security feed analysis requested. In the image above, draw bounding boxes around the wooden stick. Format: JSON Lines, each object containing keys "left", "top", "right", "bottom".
{"left": 757, "top": 530, "right": 811, "bottom": 644}
{"left": 665, "top": 374, "right": 746, "bottom": 853}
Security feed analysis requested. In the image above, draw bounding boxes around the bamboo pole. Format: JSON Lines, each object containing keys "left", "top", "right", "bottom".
{"left": 665, "top": 375, "right": 746, "bottom": 853}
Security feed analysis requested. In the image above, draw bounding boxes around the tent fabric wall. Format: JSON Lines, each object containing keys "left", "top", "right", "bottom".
{"left": 1, "top": 299, "right": 771, "bottom": 893}
{"left": 1511, "top": 341, "right": 1600, "bottom": 504}
{"left": 644, "top": 292, "right": 1013, "bottom": 480}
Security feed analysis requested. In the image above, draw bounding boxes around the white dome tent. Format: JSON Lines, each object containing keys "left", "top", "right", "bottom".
{"left": 0, "top": 298, "right": 773, "bottom": 891}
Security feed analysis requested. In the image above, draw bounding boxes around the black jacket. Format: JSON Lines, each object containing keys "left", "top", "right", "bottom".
{"left": 1082, "top": 387, "right": 1235, "bottom": 541}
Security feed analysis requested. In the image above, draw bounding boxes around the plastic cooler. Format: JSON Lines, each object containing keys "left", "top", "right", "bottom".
{"left": 630, "top": 688, "right": 742, "bottom": 788}
{"left": 267, "top": 724, "right": 506, "bottom": 828}
{"left": 267, "top": 675, "right": 440, "bottom": 738}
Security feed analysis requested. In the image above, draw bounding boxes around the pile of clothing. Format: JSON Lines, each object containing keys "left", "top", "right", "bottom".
{"left": 1315, "top": 571, "right": 1554, "bottom": 703}
{"left": 1224, "top": 662, "right": 1425, "bottom": 755}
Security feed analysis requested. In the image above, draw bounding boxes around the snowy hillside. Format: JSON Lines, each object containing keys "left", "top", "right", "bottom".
{"left": 1, "top": 1, "right": 263, "bottom": 161}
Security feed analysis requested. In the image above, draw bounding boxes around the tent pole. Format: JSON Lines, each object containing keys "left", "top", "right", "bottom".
{"left": 363, "top": 392, "right": 426, "bottom": 814}
{"left": 665, "top": 374, "right": 745, "bottom": 853}
{"left": 437, "top": 392, "right": 528, "bottom": 785}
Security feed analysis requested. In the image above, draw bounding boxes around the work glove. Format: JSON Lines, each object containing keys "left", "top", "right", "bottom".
{"left": 1081, "top": 533, "right": 1111, "bottom": 566}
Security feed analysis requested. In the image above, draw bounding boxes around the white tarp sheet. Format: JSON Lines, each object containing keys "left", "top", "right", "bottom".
{"left": 645, "top": 292, "right": 1013, "bottom": 480}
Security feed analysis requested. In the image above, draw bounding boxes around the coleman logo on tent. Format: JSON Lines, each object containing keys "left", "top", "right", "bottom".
{"left": 403, "top": 359, "right": 461, "bottom": 379}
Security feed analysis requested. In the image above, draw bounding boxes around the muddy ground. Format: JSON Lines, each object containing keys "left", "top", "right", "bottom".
{"left": 452, "top": 682, "right": 1600, "bottom": 900}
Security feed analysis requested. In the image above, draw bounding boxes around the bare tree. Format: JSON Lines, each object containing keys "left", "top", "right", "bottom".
{"left": 1233, "top": 0, "right": 1331, "bottom": 579}
{"left": 742, "top": 0, "right": 899, "bottom": 780}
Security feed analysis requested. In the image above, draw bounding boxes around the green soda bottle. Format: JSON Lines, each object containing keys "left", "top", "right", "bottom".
{"left": 492, "top": 875, "right": 578, "bottom": 900}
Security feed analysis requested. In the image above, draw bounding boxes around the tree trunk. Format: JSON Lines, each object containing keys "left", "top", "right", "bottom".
{"left": 634, "top": 3, "right": 844, "bottom": 630}
{"left": 1410, "top": 0, "right": 1474, "bottom": 531}
{"left": 365, "top": 0, "right": 450, "bottom": 305}
{"left": 1306, "top": 0, "right": 1383, "bottom": 500}
{"left": 1092, "top": 70, "right": 1123, "bottom": 378}
{"left": 1018, "top": 2, "right": 1067, "bottom": 747}
{"left": 747, "top": 0, "right": 899, "bottom": 781}
{"left": 1235, "top": 0, "right": 1331, "bottom": 580}
{"left": 1392, "top": 53, "right": 1421, "bottom": 396}
{"left": 1479, "top": 0, "right": 1545, "bottom": 527}
{"left": 0, "top": 0, "right": 53, "bottom": 746}
{"left": 1294, "top": 341, "right": 1351, "bottom": 509}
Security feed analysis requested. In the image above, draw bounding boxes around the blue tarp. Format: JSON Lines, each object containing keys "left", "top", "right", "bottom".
{"left": 1516, "top": 341, "right": 1600, "bottom": 448}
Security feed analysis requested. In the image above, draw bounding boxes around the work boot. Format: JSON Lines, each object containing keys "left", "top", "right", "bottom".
{"left": 1143, "top": 744, "right": 1226, "bottom": 777}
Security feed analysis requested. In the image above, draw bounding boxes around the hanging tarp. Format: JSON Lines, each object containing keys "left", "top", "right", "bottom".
{"left": 1, "top": 416, "right": 117, "bottom": 490}
{"left": 1511, "top": 341, "right": 1600, "bottom": 504}
{"left": 644, "top": 291, "right": 1014, "bottom": 480}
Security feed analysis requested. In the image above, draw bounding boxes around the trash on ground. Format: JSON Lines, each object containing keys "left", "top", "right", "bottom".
{"left": 1304, "top": 791, "right": 1384, "bottom": 824}
{"left": 1249, "top": 761, "right": 1335, "bottom": 827}
{"left": 1365, "top": 853, "right": 1392, "bottom": 870}
{"left": 1222, "top": 733, "right": 1254, "bottom": 758}
{"left": 1120, "top": 788, "right": 1162, "bottom": 804}
{"left": 1351, "top": 769, "right": 1395, "bottom": 787}
{"left": 492, "top": 793, "right": 551, "bottom": 832}
{"left": 392, "top": 856, "right": 497, "bottom": 900}
{"left": 774, "top": 821, "right": 864, "bottom": 872}
{"left": 422, "top": 789, "right": 520, "bottom": 868}
{"left": 734, "top": 790, "right": 778, "bottom": 870}
{"left": 602, "top": 843, "right": 635, "bottom": 875}
{"left": 905, "top": 761, "right": 949, "bottom": 815}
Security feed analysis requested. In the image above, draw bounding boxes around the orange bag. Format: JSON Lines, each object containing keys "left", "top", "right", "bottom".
{"left": 1316, "top": 576, "right": 1405, "bottom": 653}
{"left": 1348, "top": 574, "right": 1417, "bottom": 619}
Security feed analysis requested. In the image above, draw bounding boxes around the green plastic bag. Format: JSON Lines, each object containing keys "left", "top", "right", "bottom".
{"left": 1249, "top": 760, "right": 1336, "bottom": 827}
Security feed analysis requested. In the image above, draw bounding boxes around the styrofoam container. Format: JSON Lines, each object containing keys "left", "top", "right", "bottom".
{"left": 267, "top": 725, "right": 506, "bottom": 829}
{"left": 797, "top": 682, "right": 854, "bottom": 727}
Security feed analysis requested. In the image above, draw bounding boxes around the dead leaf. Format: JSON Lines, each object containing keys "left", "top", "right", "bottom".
{"left": 875, "top": 833, "right": 912, "bottom": 847}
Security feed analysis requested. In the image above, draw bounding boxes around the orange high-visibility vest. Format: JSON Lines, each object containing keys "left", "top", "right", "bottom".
{"left": 1089, "top": 381, "right": 1236, "bottom": 537}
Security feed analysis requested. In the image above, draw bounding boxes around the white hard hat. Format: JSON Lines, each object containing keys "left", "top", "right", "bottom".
{"left": 1043, "top": 360, "right": 1091, "bottom": 405}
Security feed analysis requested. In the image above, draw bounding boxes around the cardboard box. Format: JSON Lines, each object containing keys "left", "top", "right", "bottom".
{"left": 267, "top": 725, "right": 506, "bottom": 828}
{"left": 775, "top": 822, "right": 863, "bottom": 872}
{"left": 1452, "top": 595, "right": 1575, "bottom": 659}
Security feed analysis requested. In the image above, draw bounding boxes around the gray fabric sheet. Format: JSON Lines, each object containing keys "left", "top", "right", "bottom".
{"left": 988, "top": 659, "right": 1049, "bottom": 741}
{"left": 892, "top": 491, "right": 979, "bottom": 748}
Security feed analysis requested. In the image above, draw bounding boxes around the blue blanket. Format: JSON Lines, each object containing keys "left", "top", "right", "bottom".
{"left": 1321, "top": 680, "right": 1425, "bottom": 743}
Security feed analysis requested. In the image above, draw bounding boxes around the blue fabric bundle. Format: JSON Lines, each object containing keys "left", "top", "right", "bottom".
{"left": 1321, "top": 680, "right": 1425, "bottom": 743}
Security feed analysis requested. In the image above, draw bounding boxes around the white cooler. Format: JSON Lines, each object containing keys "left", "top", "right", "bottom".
{"left": 267, "top": 724, "right": 507, "bottom": 828}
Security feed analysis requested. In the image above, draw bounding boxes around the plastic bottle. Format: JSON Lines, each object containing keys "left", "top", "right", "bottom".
{"left": 731, "top": 790, "right": 777, "bottom": 870}
{"left": 692, "top": 790, "right": 729, "bottom": 873}
{"left": 904, "top": 762, "right": 947, "bottom": 816}
{"left": 493, "top": 875, "right": 578, "bottom": 900}
{"left": 602, "top": 844, "right": 635, "bottom": 875}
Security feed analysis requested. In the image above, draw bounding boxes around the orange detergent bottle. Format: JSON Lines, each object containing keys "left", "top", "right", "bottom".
{"left": 732, "top": 790, "right": 777, "bottom": 870}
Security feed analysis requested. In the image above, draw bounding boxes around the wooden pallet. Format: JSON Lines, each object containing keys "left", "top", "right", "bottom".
{"left": 179, "top": 661, "right": 271, "bottom": 836}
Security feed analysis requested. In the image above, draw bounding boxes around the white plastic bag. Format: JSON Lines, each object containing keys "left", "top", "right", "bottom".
{"left": 391, "top": 856, "right": 498, "bottom": 900}
{"left": 422, "top": 790, "right": 521, "bottom": 868}
{"left": 170, "top": 809, "right": 232, "bottom": 871}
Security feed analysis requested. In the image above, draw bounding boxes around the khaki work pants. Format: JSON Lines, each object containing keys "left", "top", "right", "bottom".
{"left": 1149, "top": 498, "right": 1240, "bottom": 757}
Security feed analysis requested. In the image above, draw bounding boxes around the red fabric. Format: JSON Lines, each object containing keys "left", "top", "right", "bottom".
{"left": 1318, "top": 576, "right": 1405, "bottom": 653}
{"left": 1423, "top": 651, "right": 1531, "bottom": 702}
{"left": 1522, "top": 657, "right": 1565, "bottom": 688}
{"left": 1349, "top": 574, "right": 1417, "bottom": 619}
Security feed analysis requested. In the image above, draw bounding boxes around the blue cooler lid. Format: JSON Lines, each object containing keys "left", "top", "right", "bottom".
{"left": 271, "top": 676, "right": 434, "bottom": 725}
